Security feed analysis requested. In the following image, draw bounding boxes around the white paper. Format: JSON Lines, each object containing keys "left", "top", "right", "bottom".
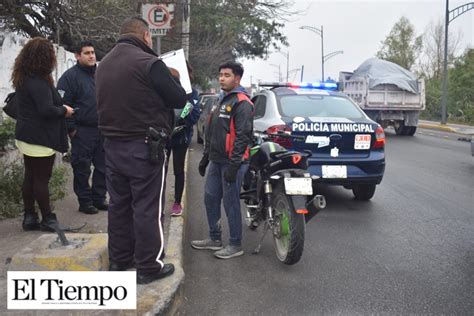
{"left": 159, "top": 49, "right": 192, "bottom": 94}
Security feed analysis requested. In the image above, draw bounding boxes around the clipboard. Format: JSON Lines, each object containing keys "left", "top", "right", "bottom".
{"left": 159, "top": 49, "right": 192, "bottom": 94}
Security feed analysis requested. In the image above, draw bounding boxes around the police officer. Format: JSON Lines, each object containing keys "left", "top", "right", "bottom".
{"left": 57, "top": 41, "right": 106, "bottom": 215}
{"left": 96, "top": 17, "right": 187, "bottom": 284}
{"left": 191, "top": 62, "right": 254, "bottom": 259}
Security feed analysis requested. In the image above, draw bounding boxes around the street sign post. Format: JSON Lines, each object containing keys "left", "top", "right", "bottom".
{"left": 142, "top": 4, "right": 175, "bottom": 54}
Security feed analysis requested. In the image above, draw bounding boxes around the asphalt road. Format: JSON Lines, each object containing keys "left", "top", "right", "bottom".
{"left": 178, "top": 128, "right": 474, "bottom": 315}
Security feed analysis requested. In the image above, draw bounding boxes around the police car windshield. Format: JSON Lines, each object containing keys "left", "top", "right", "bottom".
{"left": 278, "top": 95, "right": 364, "bottom": 119}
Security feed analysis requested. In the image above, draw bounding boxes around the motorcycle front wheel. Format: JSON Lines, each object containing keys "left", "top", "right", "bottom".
{"left": 272, "top": 183, "right": 305, "bottom": 265}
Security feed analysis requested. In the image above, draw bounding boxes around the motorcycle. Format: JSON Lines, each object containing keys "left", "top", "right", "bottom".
{"left": 240, "top": 131, "right": 326, "bottom": 265}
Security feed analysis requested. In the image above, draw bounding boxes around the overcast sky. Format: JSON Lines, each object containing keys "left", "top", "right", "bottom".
{"left": 240, "top": 0, "right": 474, "bottom": 86}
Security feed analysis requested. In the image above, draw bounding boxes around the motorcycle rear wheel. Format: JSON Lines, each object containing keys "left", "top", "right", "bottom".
{"left": 272, "top": 183, "right": 305, "bottom": 265}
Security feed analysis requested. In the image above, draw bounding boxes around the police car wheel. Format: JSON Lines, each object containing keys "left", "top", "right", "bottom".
{"left": 352, "top": 184, "right": 376, "bottom": 201}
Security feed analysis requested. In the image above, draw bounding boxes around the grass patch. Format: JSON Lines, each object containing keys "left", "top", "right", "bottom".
{"left": 0, "top": 158, "right": 69, "bottom": 219}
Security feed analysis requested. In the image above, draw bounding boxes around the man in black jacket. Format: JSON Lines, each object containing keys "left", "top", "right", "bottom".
{"left": 191, "top": 61, "right": 254, "bottom": 259}
{"left": 96, "top": 17, "right": 187, "bottom": 284}
{"left": 57, "top": 41, "right": 106, "bottom": 215}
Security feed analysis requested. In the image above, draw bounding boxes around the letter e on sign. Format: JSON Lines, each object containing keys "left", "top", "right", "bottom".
{"left": 142, "top": 4, "right": 174, "bottom": 35}
{"left": 147, "top": 5, "right": 170, "bottom": 28}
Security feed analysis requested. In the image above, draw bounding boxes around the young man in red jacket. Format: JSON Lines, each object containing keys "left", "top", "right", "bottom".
{"left": 191, "top": 61, "right": 254, "bottom": 259}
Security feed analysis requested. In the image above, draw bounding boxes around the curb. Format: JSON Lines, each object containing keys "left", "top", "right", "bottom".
{"left": 418, "top": 123, "right": 457, "bottom": 133}
{"left": 143, "top": 217, "right": 184, "bottom": 315}
{"left": 150, "top": 151, "right": 190, "bottom": 315}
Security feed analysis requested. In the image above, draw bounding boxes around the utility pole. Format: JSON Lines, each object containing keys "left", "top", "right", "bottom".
{"left": 182, "top": 0, "right": 190, "bottom": 59}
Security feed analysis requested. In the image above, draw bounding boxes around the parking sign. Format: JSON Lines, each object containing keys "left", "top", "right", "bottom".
{"left": 142, "top": 4, "right": 174, "bottom": 36}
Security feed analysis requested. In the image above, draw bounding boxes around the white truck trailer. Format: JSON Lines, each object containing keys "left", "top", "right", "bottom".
{"left": 339, "top": 58, "right": 425, "bottom": 136}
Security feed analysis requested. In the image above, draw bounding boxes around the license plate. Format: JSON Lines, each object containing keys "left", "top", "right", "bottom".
{"left": 322, "top": 165, "right": 347, "bottom": 178}
{"left": 354, "top": 134, "right": 371, "bottom": 150}
{"left": 284, "top": 178, "right": 313, "bottom": 195}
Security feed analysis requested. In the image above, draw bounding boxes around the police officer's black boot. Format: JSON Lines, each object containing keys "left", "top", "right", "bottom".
{"left": 137, "top": 263, "right": 175, "bottom": 284}
{"left": 109, "top": 260, "right": 135, "bottom": 271}
{"left": 40, "top": 212, "right": 59, "bottom": 232}
{"left": 78, "top": 204, "right": 99, "bottom": 214}
{"left": 22, "top": 210, "right": 40, "bottom": 231}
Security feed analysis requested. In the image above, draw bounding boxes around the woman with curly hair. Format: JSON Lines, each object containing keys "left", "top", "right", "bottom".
{"left": 11, "top": 37, "right": 74, "bottom": 231}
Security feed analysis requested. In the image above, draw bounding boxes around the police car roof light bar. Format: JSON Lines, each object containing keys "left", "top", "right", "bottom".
{"left": 259, "top": 81, "right": 338, "bottom": 90}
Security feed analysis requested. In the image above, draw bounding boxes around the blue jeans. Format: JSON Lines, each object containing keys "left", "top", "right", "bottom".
{"left": 204, "top": 161, "right": 248, "bottom": 247}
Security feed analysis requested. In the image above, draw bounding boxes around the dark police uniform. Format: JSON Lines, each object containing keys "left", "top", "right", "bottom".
{"left": 58, "top": 63, "right": 107, "bottom": 210}
{"left": 95, "top": 35, "right": 187, "bottom": 274}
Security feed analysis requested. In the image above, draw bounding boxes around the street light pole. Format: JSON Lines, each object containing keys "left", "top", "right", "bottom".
{"left": 440, "top": 0, "right": 474, "bottom": 124}
{"left": 441, "top": 0, "right": 449, "bottom": 125}
{"left": 321, "top": 25, "right": 324, "bottom": 80}
{"left": 270, "top": 63, "right": 282, "bottom": 81}
{"left": 299, "top": 25, "right": 324, "bottom": 81}
{"left": 278, "top": 51, "right": 290, "bottom": 82}
{"left": 324, "top": 50, "right": 344, "bottom": 63}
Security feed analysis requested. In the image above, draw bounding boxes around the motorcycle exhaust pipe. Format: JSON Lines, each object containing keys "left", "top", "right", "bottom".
{"left": 305, "top": 195, "right": 326, "bottom": 223}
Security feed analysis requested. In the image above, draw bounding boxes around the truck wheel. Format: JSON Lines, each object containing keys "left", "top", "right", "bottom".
{"left": 394, "top": 121, "right": 406, "bottom": 135}
{"left": 405, "top": 126, "right": 417, "bottom": 136}
{"left": 352, "top": 184, "right": 376, "bottom": 201}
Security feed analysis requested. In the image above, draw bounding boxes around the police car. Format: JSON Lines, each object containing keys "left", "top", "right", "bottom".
{"left": 252, "top": 82, "right": 385, "bottom": 200}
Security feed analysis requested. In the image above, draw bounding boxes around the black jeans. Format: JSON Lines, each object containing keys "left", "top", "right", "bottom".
{"left": 165, "top": 145, "right": 188, "bottom": 204}
{"left": 22, "top": 154, "right": 55, "bottom": 217}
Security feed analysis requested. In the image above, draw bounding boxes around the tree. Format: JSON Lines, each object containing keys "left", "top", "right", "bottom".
{"left": 1, "top": 1, "right": 296, "bottom": 87}
{"left": 0, "top": 0, "right": 136, "bottom": 59}
{"left": 187, "top": 0, "right": 293, "bottom": 86}
{"left": 419, "top": 19, "right": 462, "bottom": 80}
{"left": 448, "top": 49, "right": 474, "bottom": 123}
{"left": 376, "top": 16, "right": 422, "bottom": 71}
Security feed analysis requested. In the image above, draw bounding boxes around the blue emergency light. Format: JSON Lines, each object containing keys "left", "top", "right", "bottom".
{"left": 259, "top": 81, "right": 338, "bottom": 90}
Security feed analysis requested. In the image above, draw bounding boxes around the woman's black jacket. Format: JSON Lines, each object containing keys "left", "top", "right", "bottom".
{"left": 15, "top": 75, "right": 68, "bottom": 153}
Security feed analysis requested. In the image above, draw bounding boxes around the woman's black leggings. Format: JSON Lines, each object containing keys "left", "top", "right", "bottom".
{"left": 22, "top": 154, "right": 55, "bottom": 217}
{"left": 166, "top": 145, "right": 188, "bottom": 204}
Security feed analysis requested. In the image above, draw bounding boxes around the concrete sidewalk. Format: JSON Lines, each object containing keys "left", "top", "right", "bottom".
{"left": 0, "top": 155, "right": 186, "bottom": 315}
{"left": 418, "top": 119, "right": 474, "bottom": 135}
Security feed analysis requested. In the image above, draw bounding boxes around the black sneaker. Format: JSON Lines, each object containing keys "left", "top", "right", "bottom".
{"left": 22, "top": 211, "right": 40, "bottom": 231}
{"left": 79, "top": 205, "right": 99, "bottom": 214}
{"left": 137, "top": 264, "right": 175, "bottom": 284}
{"left": 109, "top": 260, "right": 135, "bottom": 271}
{"left": 93, "top": 202, "right": 109, "bottom": 211}
{"left": 40, "top": 213, "right": 60, "bottom": 232}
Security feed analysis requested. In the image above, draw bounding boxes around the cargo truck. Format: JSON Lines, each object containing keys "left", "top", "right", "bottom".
{"left": 339, "top": 58, "right": 425, "bottom": 136}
